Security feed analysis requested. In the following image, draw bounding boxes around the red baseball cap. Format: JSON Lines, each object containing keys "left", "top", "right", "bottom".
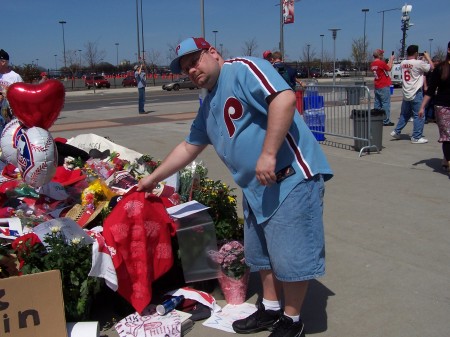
{"left": 373, "top": 49, "right": 384, "bottom": 57}
{"left": 263, "top": 50, "right": 273, "bottom": 60}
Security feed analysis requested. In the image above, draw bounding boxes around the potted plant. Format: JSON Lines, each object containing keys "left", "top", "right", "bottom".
{"left": 208, "top": 240, "right": 250, "bottom": 304}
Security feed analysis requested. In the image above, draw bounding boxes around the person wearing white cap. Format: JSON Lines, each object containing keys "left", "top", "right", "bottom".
{"left": 138, "top": 37, "right": 333, "bottom": 337}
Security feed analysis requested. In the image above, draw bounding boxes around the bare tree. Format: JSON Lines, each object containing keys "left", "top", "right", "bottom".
{"left": 241, "top": 38, "right": 258, "bottom": 56}
{"left": 351, "top": 37, "right": 368, "bottom": 70}
{"left": 65, "top": 50, "right": 81, "bottom": 76}
{"left": 300, "top": 44, "right": 316, "bottom": 63}
{"left": 433, "top": 46, "right": 446, "bottom": 61}
{"left": 84, "top": 41, "right": 106, "bottom": 72}
{"left": 146, "top": 49, "right": 161, "bottom": 67}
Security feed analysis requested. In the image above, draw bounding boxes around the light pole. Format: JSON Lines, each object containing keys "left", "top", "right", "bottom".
{"left": 306, "top": 44, "right": 310, "bottom": 78}
{"left": 362, "top": 9, "right": 369, "bottom": 76}
{"left": 429, "top": 38, "right": 433, "bottom": 56}
{"left": 320, "top": 34, "right": 324, "bottom": 75}
{"left": 200, "top": 0, "right": 205, "bottom": 37}
{"left": 400, "top": 4, "right": 412, "bottom": 58}
{"left": 328, "top": 28, "right": 341, "bottom": 87}
{"left": 140, "top": 0, "right": 145, "bottom": 61}
{"left": 135, "top": 0, "right": 141, "bottom": 62}
{"left": 58, "top": 20, "right": 67, "bottom": 68}
{"left": 377, "top": 8, "right": 401, "bottom": 51}
{"left": 115, "top": 43, "right": 119, "bottom": 67}
{"left": 212, "top": 30, "right": 218, "bottom": 48}
{"left": 277, "top": 0, "right": 300, "bottom": 59}
{"left": 54, "top": 54, "right": 57, "bottom": 71}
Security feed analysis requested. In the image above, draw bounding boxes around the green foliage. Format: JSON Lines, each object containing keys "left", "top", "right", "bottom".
{"left": 178, "top": 162, "right": 242, "bottom": 241}
{"left": 193, "top": 178, "right": 242, "bottom": 242}
{"left": 12, "top": 230, "right": 101, "bottom": 321}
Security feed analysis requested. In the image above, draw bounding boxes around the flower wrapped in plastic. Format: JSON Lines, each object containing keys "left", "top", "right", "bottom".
{"left": 81, "top": 179, "right": 116, "bottom": 211}
{"left": 208, "top": 240, "right": 248, "bottom": 280}
{"left": 178, "top": 161, "right": 208, "bottom": 202}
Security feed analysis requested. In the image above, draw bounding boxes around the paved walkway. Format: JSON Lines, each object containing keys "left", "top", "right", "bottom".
{"left": 54, "top": 86, "right": 450, "bottom": 337}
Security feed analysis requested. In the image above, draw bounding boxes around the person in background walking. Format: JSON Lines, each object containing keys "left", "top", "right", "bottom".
{"left": 370, "top": 49, "right": 395, "bottom": 126}
{"left": 391, "top": 45, "right": 433, "bottom": 144}
{"left": 135, "top": 63, "right": 148, "bottom": 114}
{"left": 419, "top": 41, "right": 450, "bottom": 173}
{"left": 267, "top": 50, "right": 305, "bottom": 89}
{"left": 423, "top": 56, "right": 441, "bottom": 124}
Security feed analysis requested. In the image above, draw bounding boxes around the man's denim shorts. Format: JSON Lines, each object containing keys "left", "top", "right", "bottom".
{"left": 244, "top": 174, "right": 325, "bottom": 281}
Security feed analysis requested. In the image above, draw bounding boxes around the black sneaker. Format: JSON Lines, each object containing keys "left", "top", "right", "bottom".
{"left": 383, "top": 122, "right": 395, "bottom": 126}
{"left": 232, "top": 302, "right": 282, "bottom": 334}
{"left": 269, "top": 315, "right": 305, "bottom": 337}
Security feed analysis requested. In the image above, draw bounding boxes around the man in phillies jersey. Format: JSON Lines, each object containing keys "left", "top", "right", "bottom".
{"left": 370, "top": 49, "right": 395, "bottom": 126}
{"left": 137, "top": 37, "right": 333, "bottom": 337}
{"left": 391, "top": 45, "right": 433, "bottom": 144}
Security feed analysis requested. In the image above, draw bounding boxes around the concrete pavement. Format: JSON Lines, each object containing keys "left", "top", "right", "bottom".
{"left": 54, "top": 85, "right": 450, "bottom": 337}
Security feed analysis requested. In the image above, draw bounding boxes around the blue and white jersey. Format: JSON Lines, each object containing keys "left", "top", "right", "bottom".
{"left": 186, "top": 56, "right": 333, "bottom": 223}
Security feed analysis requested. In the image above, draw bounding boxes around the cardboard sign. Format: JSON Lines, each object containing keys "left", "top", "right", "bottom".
{"left": 0, "top": 270, "right": 68, "bottom": 337}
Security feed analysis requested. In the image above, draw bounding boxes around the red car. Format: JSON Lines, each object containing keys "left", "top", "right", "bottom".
{"left": 121, "top": 76, "right": 137, "bottom": 87}
{"left": 84, "top": 75, "right": 111, "bottom": 89}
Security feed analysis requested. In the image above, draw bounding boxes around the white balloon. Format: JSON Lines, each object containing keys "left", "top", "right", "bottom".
{"left": 0, "top": 119, "right": 27, "bottom": 166}
{"left": 16, "top": 127, "right": 58, "bottom": 188}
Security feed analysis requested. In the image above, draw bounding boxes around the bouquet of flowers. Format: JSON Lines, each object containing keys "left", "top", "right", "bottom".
{"left": 209, "top": 240, "right": 248, "bottom": 280}
{"left": 10, "top": 227, "right": 101, "bottom": 321}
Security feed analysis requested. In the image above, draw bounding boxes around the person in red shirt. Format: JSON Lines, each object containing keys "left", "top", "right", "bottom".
{"left": 371, "top": 49, "right": 395, "bottom": 126}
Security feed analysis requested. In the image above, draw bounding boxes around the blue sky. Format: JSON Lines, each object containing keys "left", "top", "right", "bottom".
{"left": 4, "top": 0, "right": 449, "bottom": 69}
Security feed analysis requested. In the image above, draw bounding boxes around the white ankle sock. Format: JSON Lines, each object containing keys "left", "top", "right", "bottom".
{"left": 284, "top": 312, "right": 300, "bottom": 323}
{"left": 262, "top": 298, "right": 281, "bottom": 311}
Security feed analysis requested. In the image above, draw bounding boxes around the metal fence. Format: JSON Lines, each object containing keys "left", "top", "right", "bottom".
{"left": 297, "top": 84, "right": 382, "bottom": 156}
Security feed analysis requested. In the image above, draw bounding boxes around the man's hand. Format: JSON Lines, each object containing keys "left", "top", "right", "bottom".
{"left": 418, "top": 108, "right": 425, "bottom": 119}
{"left": 255, "top": 153, "right": 277, "bottom": 186}
{"left": 136, "top": 175, "right": 158, "bottom": 194}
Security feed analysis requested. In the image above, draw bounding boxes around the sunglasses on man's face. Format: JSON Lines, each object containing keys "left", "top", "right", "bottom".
{"left": 181, "top": 50, "right": 207, "bottom": 75}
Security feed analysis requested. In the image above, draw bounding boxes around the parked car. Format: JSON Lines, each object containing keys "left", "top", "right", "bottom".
{"left": 322, "top": 69, "right": 350, "bottom": 77}
{"left": 162, "top": 77, "right": 198, "bottom": 91}
{"left": 84, "top": 75, "right": 111, "bottom": 89}
{"left": 309, "top": 68, "right": 321, "bottom": 78}
{"left": 121, "top": 76, "right": 137, "bottom": 87}
{"left": 296, "top": 68, "right": 308, "bottom": 78}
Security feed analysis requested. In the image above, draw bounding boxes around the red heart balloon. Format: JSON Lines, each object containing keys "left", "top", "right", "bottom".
{"left": 6, "top": 79, "right": 65, "bottom": 129}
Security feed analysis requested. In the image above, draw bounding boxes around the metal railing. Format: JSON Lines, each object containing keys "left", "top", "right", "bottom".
{"left": 297, "top": 84, "right": 380, "bottom": 156}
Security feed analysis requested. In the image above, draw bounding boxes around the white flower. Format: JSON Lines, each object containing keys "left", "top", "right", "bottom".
{"left": 71, "top": 237, "right": 82, "bottom": 245}
{"left": 50, "top": 226, "right": 61, "bottom": 233}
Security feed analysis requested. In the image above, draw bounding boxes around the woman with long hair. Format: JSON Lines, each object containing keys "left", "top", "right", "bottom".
{"left": 419, "top": 41, "right": 450, "bottom": 173}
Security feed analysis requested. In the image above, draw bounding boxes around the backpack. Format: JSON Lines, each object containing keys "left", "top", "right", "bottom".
{"left": 275, "top": 64, "right": 296, "bottom": 89}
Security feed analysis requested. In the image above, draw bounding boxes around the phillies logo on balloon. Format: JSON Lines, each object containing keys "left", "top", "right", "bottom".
{"left": 16, "top": 128, "right": 57, "bottom": 188}
{"left": 0, "top": 119, "right": 27, "bottom": 166}
{"left": 17, "top": 133, "right": 37, "bottom": 179}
